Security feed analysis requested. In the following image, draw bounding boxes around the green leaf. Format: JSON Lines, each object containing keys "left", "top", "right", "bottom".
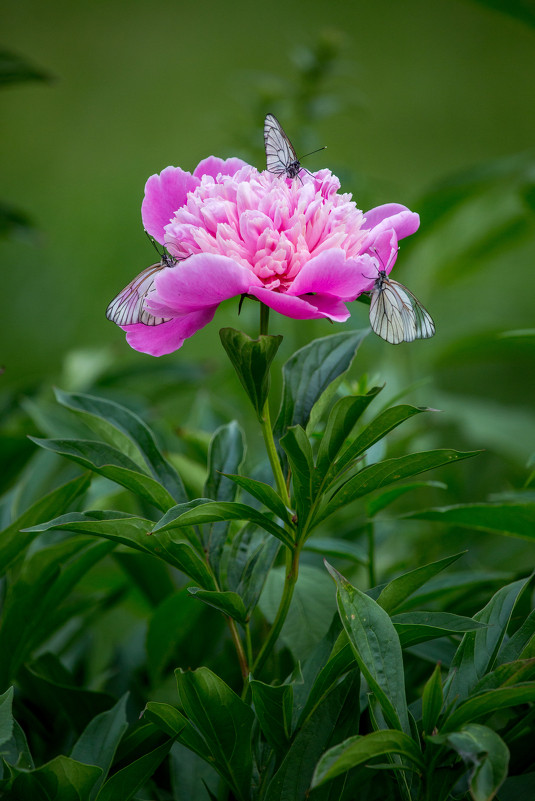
{"left": 55, "top": 389, "right": 187, "bottom": 503}
{"left": 203, "top": 421, "right": 246, "bottom": 569}
{"left": 153, "top": 499, "right": 294, "bottom": 549}
{"left": 446, "top": 577, "right": 530, "bottom": 706}
{"left": 314, "top": 387, "right": 383, "bottom": 485}
{"left": 264, "top": 669, "right": 360, "bottom": 801}
{"left": 312, "top": 729, "right": 424, "bottom": 788}
{"left": 30, "top": 437, "right": 177, "bottom": 511}
{"left": 422, "top": 664, "right": 443, "bottom": 736}
{"left": 303, "top": 536, "right": 368, "bottom": 566}
{"left": 403, "top": 503, "right": 535, "bottom": 540}
{"left": 497, "top": 608, "right": 535, "bottom": 665}
{"left": 366, "top": 481, "right": 447, "bottom": 517}
{"left": 219, "top": 328, "right": 283, "bottom": 419}
{"left": 0, "top": 47, "right": 53, "bottom": 86}
{"left": 444, "top": 683, "right": 535, "bottom": 732}
{"left": 187, "top": 588, "right": 247, "bottom": 624}
{"left": 249, "top": 679, "right": 293, "bottom": 755}
{"left": 274, "top": 330, "right": 368, "bottom": 439}
{"left": 430, "top": 724, "right": 509, "bottom": 801}
{"left": 473, "top": 658, "right": 535, "bottom": 692}
{"left": 259, "top": 565, "right": 337, "bottom": 662}
{"left": 9, "top": 757, "right": 101, "bottom": 800}
{"left": 143, "top": 701, "right": 208, "bottom": 761}
{"left": 393, "top": 611, "right": 487, "bottom": 648}
{"left": 318, "top": 450, "right": 480, "bottom": 524}
{"left": 223, "top": 474, "right": 292, "bottom": 523}
{"left": 326, "top": 562, "right": 410, "bottom": 735}
{"left": 71, "top": 694, "right": 129, "bottom": 799}
{"left": 0, "top": 688, "right": 14, "bottom": 748}
{"left": 327, "top": 404, "right": 436, "bottom": 482}
{"left": 175, "top": 667, "right": 254, "bottom": 801}
{"left": 375, "top": 552, "right": 465, "bottom": 613}
{"left": 280, "top": 426, "right": 314, "bottom": 529}
{"left": 23, "top": 511, "right": 216, "bottom": 589}
{"left": 0, "top": 473, "right": 91, "bottom": 574}
{"left": 296, "top": 639, "right": 356, "bottom": 727}
{"left": 95, "top": 738, "right": 174, "bottom": 801}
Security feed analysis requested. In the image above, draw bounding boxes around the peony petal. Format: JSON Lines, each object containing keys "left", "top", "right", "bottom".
{"left": 286, "top": 248, "right": 375, "bottom": 301}
{"left": 145, "top": 253, "right": 263, "bottom": 316}
{"left": 142, "top": 167, "right": 200, "bottom": 243}
{"left": 248, "top": 286, "right": 350, "bottom": 322}
{"left": 194, "top": 156, "right": 250, "bottom": 180}
{"left": 362, "top": 203, "right": 420, "bottom": 244}
{"left": 122, "top": 308, "right": 217, "bottom": 357}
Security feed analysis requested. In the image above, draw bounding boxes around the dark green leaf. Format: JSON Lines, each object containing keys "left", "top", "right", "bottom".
{"left": 445, "top": 683, "right": 535, "bottom": 732}
{"left": 326, "top": 562, "right": 410, "bottom": 734}
{"left": 143, "top": 701, "right": 209, "bottom": 762}
{"left": 446, "top": 577, "right": 530, "bottom": 706}
{"left": 55, "top": 389, "right": 187, "bottom": 503}
{"left": 303, "top": 537, "right": 368, "bottom": 565}
{"left": 95, "top": 739, "right": 174, "bottom": 801}
{"left": 404, "top": 502, "right": 535, "bottom": 541}
{"left": 249, "top": 679, "right": 293, "bottom": 755}
{"left": 393, "top": 611, "right": 486, "bottom": 648}
{"left": 219, "top": 327, "right": 283, "bottom": 419}
{"left": 23, "top": 511, "right": 216, "bottom": 589}
{"left": 153, "top": 499, "right": 294, "bottom": 549}
{"left": 187, "top": 587, "right": 247, "bottom": 624}
{"left": 497, "top": 772, "right": 535, "bottom": 801}
{"left": 223, "top": 474, "right": 292, "bottom": 523}
{"left": 314, "top": 387, "right": 383, "bottom": 485}
{"left": 274, "top": 330, "right": 368, "bottom": 439}
{"left": 0, "top": 48, "right": 53, "bottom": 86}
{"left": 366, "top": 481, "right": 447, "bottom": 517}
{"left": 376, "top": 552, "right": 465, "bottom": 614}
{"left": 30, "top": 437, "right": 177, "bottom": 511}
{"left": 0, "top": 473, "right": 91, "bottom": 574}
{"left": 280, "top": 426, "right": 314, "bottom": 529}
{"left": 10, "top": 756, "right": 101, "bottom": 801}
{"left": 175, "top": 667, "right": 254, "bottom": 801}
{"left": 430, "top": 724, "right": 509, "bottom": 801}
{"left": 422, "top": 664, "right": 443, "bottom": 736}
{"left": 0, "top": 688, "right": 14, "bottom": 747}
{"left": 312, "top": 729, "right": 424, "bottom": 788}
{"left": 318, "top": 450, "right": 480, "bottom": 524}
{"left": 71, "top": 694, "right": 129, "bottom": 799}
{"left": 296, "top": 639, "right": 355, "bottom": 727}
{"left": 473, "top": 658, "right": 535, "bottom": 693}
{"left": 497, "top": 608, "right": 535, "bottom": 665}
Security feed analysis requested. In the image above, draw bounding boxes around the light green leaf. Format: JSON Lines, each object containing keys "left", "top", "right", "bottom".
{"left": 280, "top": 426, "right": 314, "bottom": 529}
{"left": 219, "top": 328, "right": 283, "bottom": 419}
{"left": 303, "top": 537, "right": 368, "bottom": 566}
{"left": 376, "top": 552, "right": 465, "bottom": 613}
{"left": 403, "top": 502, "right": 535, "bottom": 540}
{"left": 187, "top": 588, "right": 247, "bottom": 624}
{"left": 223, "top": 474, "right": 292, "bottom": 523}
{"left": 366, "top": 481, "right": 447, "bottom": 517}
{"left": 393, "top": 611, "right": 486, "bottom": 648}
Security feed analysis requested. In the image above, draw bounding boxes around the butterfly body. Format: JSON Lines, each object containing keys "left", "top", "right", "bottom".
{"left": 264, "top": 113, "right": 324, "bottom": 180}
{"left": 369, "top": 270, "right": 435, "bottom": 345}
{"left": 106, "top": 252, "right": 177, "bottom": 327}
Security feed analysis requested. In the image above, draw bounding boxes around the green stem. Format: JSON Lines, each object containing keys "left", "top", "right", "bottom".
{"left": 260, "top": 396, "right": 291, "bottom": 509}
{"left": 227, "top": 617, "right": 249, "bottom": 680}
{"left": 252, "top": 542, "right": 301, "bottom": 678}
{"left": 260, "top": 302, "right": 270, "bottom": 336}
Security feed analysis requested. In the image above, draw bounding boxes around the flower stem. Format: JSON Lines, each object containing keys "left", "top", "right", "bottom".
{"left": 260, "top": 302, "right": 270, "bottom": 336}
{"left": 252, "top": 541, "right": 301, "bottom": 678}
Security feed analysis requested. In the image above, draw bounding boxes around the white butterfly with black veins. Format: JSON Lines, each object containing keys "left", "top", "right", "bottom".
{"left": 369, "top": 269, "right": 435, "bottom": 345}
{"left": 264, "top": 113, "right": 325, "bottom": 180}
{"left": 106, "top": 249, "right": 178, "bottom": 327}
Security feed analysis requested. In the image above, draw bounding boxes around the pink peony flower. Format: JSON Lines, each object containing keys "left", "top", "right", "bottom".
{"left": 118, "top": 156, "right": 419, "bottom": 356}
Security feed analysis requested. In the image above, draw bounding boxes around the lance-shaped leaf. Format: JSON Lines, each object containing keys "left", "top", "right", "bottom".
{"left": 497, "top": 608, "right": 535, "bottom": 665}
{"left": 317, "top": 450, "right": 480, "bottom": 524}
{"left": 429, "top": 724, "right": 509, "bottom": 801}
{"left": 280, "top": 426, "right": 314, "bottom": 530}
{"left": 153, "top": 499, "right": 294, "bottom": 549}
{"left": 374, "top": 552, "right": 465, "bottom": 613}
{"left": 444, "top": 683, "right": 535, "bottom": 732}
{"left": 366, "top": 481, "right": 447, "bottom": 517}
{"left": 187, "top": 588, "right": 247, "bottom": 625}
{"left": 143, "top": 701, "right": 209, "bottom": 762}
{"left": 312, "top": 729, "right": 424, "bottom": 788}
{"left": 219, "top": 328, "right": 283, "bottom": 420}
{"left": 274, "top": 330, "right": 368, "bottom": 440}
{"left": 303, "top": 537, "right": 368, "bottom": 566}
{"left": 422, "top": 664, "right": 443, "bottom": 736}
{"left": 55, "top": 389, "right": 187, "bottom": 503}
{"left": 203, "top": 421, "right": 245, "bottom": 568}
{"left": 403, "top": 502, "right": 535, "bottom": 541}
{"left": 325, "top": 404, "right": 437, "bottom": 485}
{"left": 326, "top": 562, "right": 410, "bottom": 735}
{"left": 175, "top": 667, "right": 254, "bottom": 801}
{"left": 0, "top": 472, "right": 90, "bottom": 574}
{"left": 249, "top": 678, "right": 293, "bottom": 756}
{"left": 23, "top": 511, "right": 216, "bottom": 589}
{"left": 314, "top": 387, "right": 383, "bottom": 487}
{"left": 224, "top": 474, "right": 292, "bottom": 524}
{"left": 393, "top": 612, "right": 487, "bottom": 648}
{"left": 95, "top": 738, "right": 174, "bottom": 801}
{"left": 446, "top": 576, "right": 530, "bottom": 706}
{"left": 29, "top": 437, "right": 177, "bottom": 511}
{"left": 8, "top": 756, "right": 102, "bottom": 801}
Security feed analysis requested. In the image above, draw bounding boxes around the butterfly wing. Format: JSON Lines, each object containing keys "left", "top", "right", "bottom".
{"left": 264, "top": 113, "right": 298, "bottom": 177}
{"left": 370, "top": 276, "right": 435, "bottom": 344}
{"left": 106, "top": 263, "right": 171, "bottom": 326}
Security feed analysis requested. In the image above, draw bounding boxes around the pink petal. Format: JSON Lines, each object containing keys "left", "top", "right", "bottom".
{"left": 286, "top": 249, "right": 376, "bottom": 301}
{"left": 142, "top": 167, "right": 200, "bottom": 244}
{"left": 193, "top": 156, "right": 250, "bottom": 180}
{"left": 146, "top": 253, "right": 263, "bottom": 316}
{"left": 122, "top": 309, "right": 217, "bottom": 356}
{"left": 248, "top": 286, "right": 350, "bottom": 322}
{"left": 362, "top": 203, "right": 420, "bottom": 243}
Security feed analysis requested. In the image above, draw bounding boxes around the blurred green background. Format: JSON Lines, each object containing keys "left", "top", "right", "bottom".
{"left": 2, "top": 0, "right": 535, "bottom": 502}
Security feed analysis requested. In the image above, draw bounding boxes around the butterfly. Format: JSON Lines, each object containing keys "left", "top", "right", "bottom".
{"left": 369, "top": 269, "right": 435, "bottom": 345}
{"left": 106, "top": 248, "right": 178, "bottom": 327}
{"left": 264, "top": 113, "right": 325, "bottom": 179}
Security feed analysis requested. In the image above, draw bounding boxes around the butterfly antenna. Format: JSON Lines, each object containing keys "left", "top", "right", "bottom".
{"left": 144, "top": 230, "right": 164, "bottom": 256}
{"left": 300, "top": 145, "right": 327, "bottom": 160}
{"left": 370, "top": 244, "right": 399, "bottom": 273}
